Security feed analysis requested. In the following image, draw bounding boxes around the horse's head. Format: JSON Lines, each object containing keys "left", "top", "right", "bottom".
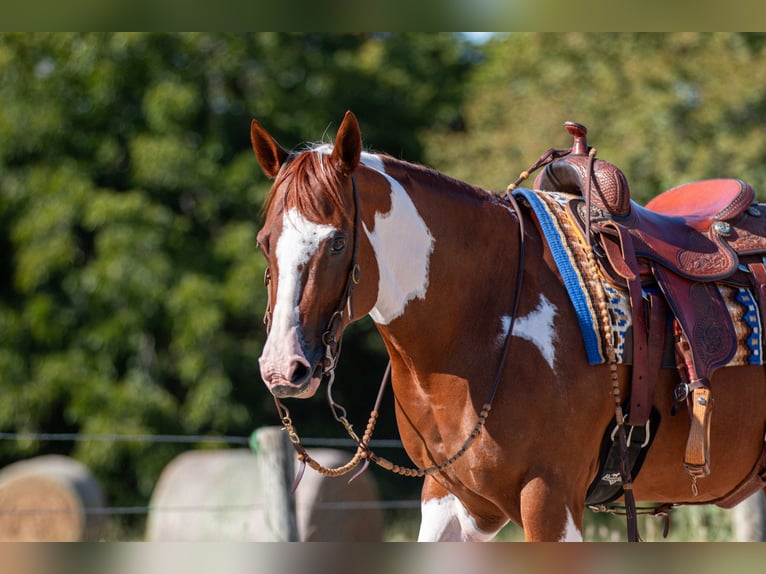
{"left": 252, "top": 111, "right": 370, "bottom": 399}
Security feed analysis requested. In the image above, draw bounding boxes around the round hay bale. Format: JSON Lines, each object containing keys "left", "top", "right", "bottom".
{"left": 145, "top": 449, "right": 264, "bottom": 541}
{"left": 295, "top": 448, "right": 384, "bottom": 542}
{"left": 145, "top": 448, "right": 383, "bottom": 541}
{"left": 0, "top": 455, "right": 106, "bottom": 541}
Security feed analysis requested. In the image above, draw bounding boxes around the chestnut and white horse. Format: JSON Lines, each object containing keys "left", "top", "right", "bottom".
{"left": 251, "top": 111, "right": 766, "bottom": 541}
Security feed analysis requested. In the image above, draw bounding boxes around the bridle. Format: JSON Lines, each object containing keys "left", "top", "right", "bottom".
{"left": 261, "top": 170, "right": 528, "bottom": 488}
{"left": 316, "top": 176, "right": 362, "bottom": 398}
{"left": 263, "top": 176, "right": 364, "bottom": 441}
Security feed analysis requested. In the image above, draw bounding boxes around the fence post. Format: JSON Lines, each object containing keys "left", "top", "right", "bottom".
{"left": 254, "top": 426, "right": 299, "bottom": 541}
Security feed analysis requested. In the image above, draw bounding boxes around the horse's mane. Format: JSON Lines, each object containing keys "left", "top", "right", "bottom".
{"left": 262, "top": 144, "right": 349, "bottom": 223}
{"left": 262, "top": 144, "right": 497, "bottom": 222}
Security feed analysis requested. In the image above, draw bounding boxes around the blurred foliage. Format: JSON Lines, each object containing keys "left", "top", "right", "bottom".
{"left": 2, "top": 32, "right": 766, "bottom": 540}
{"left": 0, "top": 32, "right": 474, "bottom": 531}
{"left": 425, "top": 32, "right": 766, "bottom": 203}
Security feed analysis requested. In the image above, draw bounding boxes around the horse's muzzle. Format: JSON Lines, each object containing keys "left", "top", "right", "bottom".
{"left": 259, "top": 354, "right": 321, "bottom": 398}
{"left": 268, "top": 376, "right": 320, "bottom": 399}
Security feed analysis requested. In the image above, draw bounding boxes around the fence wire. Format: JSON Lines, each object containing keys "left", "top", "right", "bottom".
{"left": 0, "top": 431, "right": 403, "bottom": 448}
{"left": 0, "top": 430, "right": 418, "bottom": 519}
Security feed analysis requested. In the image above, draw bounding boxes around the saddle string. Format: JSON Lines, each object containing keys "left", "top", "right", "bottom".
{"left": 581, "top": 185, "right": 641, "bottom": 542}
{"left": 505, "top": 146, "right": 571, "bottom": 193}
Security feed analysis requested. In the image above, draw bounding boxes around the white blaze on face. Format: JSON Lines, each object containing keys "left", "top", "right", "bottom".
{"left": 502, "top": 293, "right": 558, "bottom": 371}
{"left": 259, "top": 208, "right": 337, "bottom": 382}
{"left": 360, "top": 153, "right": 434, "bottom": 325}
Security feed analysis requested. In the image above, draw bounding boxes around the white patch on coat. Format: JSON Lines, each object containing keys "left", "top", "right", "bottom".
{"left": 558, "top": 507, "right": 583, "bottom": 542}
{"left": 418, "top": 494, "right": 498, "bottom": 542}
{"left": 505, "top": 294, "right": 558, "bottom": 371}
{"left": 258, "top": 208, "right": 336, "bottom": 377}
{"left": 360, "top": 153, "right": 434, "bottom": 325}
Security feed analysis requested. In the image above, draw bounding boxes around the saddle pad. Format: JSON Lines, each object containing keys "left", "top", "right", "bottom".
{"left": 514, "top": 188, "right": 763, "bottom": 368}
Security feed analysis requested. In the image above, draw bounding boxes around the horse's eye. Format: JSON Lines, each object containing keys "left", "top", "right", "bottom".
{"left": 330, "top": 236, "right": 347, "bottom": 254}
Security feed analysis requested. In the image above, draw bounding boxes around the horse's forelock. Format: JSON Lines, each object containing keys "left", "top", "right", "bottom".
{"left": 263, "top": 147, "right": 351, "bottom": 225}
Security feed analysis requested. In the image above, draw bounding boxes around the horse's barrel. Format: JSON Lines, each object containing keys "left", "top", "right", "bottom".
{"left": 0, "top": 455, "right": 107, "bottom": 541}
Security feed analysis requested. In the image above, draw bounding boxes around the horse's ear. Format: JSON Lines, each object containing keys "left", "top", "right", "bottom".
{"left": 332, "top": 111, "right": 362, "bottom": 174}
{"left": 250, "top": 118, "right": 289, "bottom": 179}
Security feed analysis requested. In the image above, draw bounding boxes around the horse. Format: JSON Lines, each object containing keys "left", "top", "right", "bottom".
{"left": 250, "top": 110, "right": 766, "bottom": 541}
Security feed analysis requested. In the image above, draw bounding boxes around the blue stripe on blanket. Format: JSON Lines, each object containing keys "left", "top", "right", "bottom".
{"left": 513, "top": 188, "right": 604, "bottom": 365}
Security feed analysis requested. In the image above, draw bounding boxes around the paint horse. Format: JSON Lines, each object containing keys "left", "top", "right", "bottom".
{"left": 252, "top": 111, "right": 766, "bottom": 541}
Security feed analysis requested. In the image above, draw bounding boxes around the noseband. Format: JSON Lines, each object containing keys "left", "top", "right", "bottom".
{"left": 263, "top": 171, "right": 528, "bottom": 486}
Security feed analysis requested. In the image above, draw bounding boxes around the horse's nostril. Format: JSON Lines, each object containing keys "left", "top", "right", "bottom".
{"left": 290, "top": 361, "right": 311, "bottom": 384}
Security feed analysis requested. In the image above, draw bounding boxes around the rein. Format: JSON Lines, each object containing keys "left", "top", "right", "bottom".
{"left": 263, "top": 172, "right": 527, "bottom": 487}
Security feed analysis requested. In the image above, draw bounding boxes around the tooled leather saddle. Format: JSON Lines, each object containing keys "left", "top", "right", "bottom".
{"left": 532, "top": 122, "right": 766, "bottom": 487}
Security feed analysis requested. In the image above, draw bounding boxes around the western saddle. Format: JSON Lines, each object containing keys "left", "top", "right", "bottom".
{"left": 526, "top": 122, "right": 766, "bottom": 487}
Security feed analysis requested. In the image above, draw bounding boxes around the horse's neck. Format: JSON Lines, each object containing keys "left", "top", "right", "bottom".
{"left": 361, "top": 160, "right": 522, "bottom": 367}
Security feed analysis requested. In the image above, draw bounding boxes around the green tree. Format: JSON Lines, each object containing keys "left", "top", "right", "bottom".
{"left": 0, "top": 32, "right": 474, "bottom": 534}
{"left": 425, "top": 33, "right": 766, "bottom": 203}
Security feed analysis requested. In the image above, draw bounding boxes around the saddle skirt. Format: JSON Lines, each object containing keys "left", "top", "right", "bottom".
{"left": 514, "top": 188, "right": 765, "bottom": 370}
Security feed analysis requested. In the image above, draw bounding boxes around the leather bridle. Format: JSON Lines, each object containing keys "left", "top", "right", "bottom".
{"left": 316, "top": 176, "right": 362, "bottom": 384}
{"left": 262, "top": 176, "right": 363, "bottom": 438}
{"left": 263, "top": 176, "right": 361, "bottom": 371}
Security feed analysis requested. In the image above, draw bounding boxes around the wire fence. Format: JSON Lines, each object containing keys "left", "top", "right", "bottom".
{"left": 0, "top": 500, "right": 421, "bottom": 516}
{"left": 4, "top": 431, "right": 757, "bottom": 542}
{"left": 0, "top": 431, "right": 404, "bottom": 448}
{"left": 0, "top": 430, "right": 420, "bottom": 520}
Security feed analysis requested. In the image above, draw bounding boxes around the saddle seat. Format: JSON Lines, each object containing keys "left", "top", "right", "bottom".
{"left": 623, "top": 179, "right": 755, "bottom": 282}
{"left": 644, "top": 178, "right": 755, "bottom": 231}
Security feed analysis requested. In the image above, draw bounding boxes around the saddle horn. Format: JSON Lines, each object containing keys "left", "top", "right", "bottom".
{"left": 565, "top": 121, "right": 589, "bottom": 155}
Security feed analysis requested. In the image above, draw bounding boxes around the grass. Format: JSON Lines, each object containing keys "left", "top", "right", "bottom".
{"left": 383, "top": 503, "right": 742, "bottom": 542}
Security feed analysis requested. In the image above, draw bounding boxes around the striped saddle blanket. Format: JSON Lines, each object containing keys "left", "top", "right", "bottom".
{"left": 514, "top": 188, "right": 763, "bottom": 369}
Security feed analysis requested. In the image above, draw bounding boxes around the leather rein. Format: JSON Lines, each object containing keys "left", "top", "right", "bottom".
{"left": 263, "top": 173, "right": 527, "bottom": 487}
